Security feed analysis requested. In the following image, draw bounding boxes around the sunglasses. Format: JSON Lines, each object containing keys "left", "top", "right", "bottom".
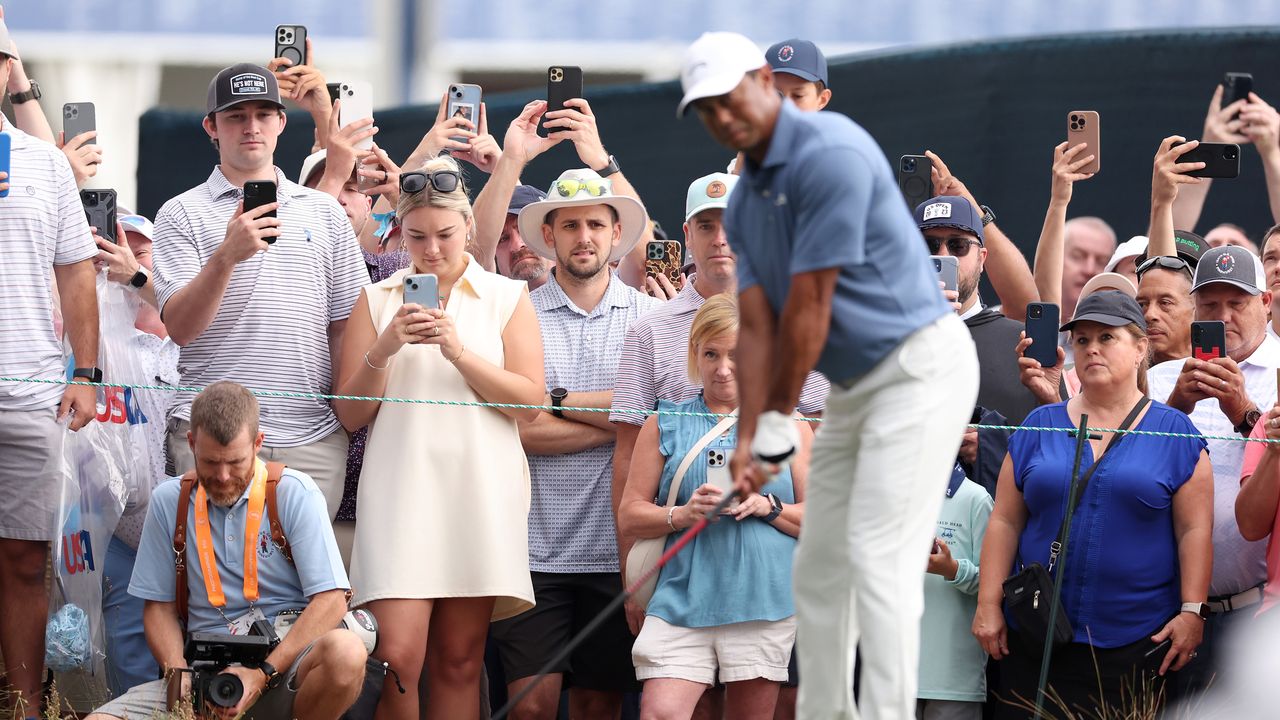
{"left": 553, "top": 178, "right": 610, "bottom": 199}
{"left": 399, "top": 170, "right": 463, "bottom": 195}
{"left": 1136, "top": 255, "right": 1192, "bottom": 280}
{"left": 925, "top": 235, "right": 982, "bottom": 257}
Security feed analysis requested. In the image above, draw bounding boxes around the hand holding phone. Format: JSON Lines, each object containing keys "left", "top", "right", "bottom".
{"left": 931, "top": 255, "right": 959, "bottom": 294}
{"left": 899, "top": 155, "right": 931, "bottom": 210}
{"left": 705, "top": 448, "right": 740, "bottom": 512}
{"left": 646, "top": 241, "right": 684, "bottom": 291}
{"left": 447, "top": 84, "right": 483, "bottom": 145}
{"left": 338, "top": 82, "right": 375, "bottom": 151}
{"left": 538, "top": 66, "right": 584, "bottom": 138}
{"left": 1066, "top": 111, "right": 1101, "bottom": 175}
{"left": 81, "top": 189, "right": 118, "bottom": 244}
{"left": 1222, "top": 72, "right": 1253, "bottom": 109}
{"left": 1171, "top": 141, "right": 1240, "bottom": 179}
{"left": 63, "top": 102, "right": 97, "bottom": 146}
{"left": 1024, "top": 303, "right": 1061, "bottom": 368}
{"left": 1191, "top": 321, "right": 1226, "bottom": 361}
{"left": 403, "top": 274, "right": 440, "bottom": 311}
{"left": 274, "top": 25, "right": 308, "bottom": 68}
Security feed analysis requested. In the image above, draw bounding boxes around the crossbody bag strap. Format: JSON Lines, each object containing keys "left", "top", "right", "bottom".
{"left": 664, "top": 412, "right": 739, "bottom": 507}
{"left": 264, "top": 462, "right": 294, "bottom": 566}
{"left": 1048, "top": 396, "right": 1150, "bottom": 569}
{"left": 174, "top": 473, "right": 197, "bottom": 626}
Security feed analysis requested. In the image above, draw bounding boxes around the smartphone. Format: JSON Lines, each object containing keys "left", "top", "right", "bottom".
{"left": 931, "top": 255, "right": 958, "bottom": 294}
{"left": 898, "top": 154, "right": 931, "bottom": 211}
{"left": 243, "top": 181, "right": 277, "bottom": 244}
{"left": 274, "top": 25, "right": 307, "bottom": 68}
{"left": 338, "top": 81, "right": 375, "bottom": 150}
{"left": 704, "top": 447, "right": 740, "bottom": 511}
{"left": 403, "top": 273, "right": 440, "bottom": 310}
{"left": 62, "top": 102, "right": 96, "bottom": 145}
{"left": 1222, "top": 72, "right": 1253, "bottom": 107}
{"left": 1024, "top": 302, "right": 1061, "bottom": 368}
{"left": 1066, "top": 110, "right": 1101, "bottom": 175}
{"left": 326, "top": 82, "right": 341, "bottom": 105}
{"left": 646, "top": 241, "right": 684, "bottom": 290}
{"left": 447, "top": 83, "right": 483, "bottom": 145}
{"left": 1191, "top": 321, "right": 1226, "bottom": 361}
{"left": 538, "top": 66, "right": 584, "bottom": 138}
{"left": 1144, "top": 638, "right": 1172, "bottom": 659}
{"left": 0, "top": 133, "right": 10, "bottom": 198}
{"left": 1172, "top": 141, "right": 1241, "bottom": 179}
{"left": 80, "top": 189, "right": 118, "bottom": 244}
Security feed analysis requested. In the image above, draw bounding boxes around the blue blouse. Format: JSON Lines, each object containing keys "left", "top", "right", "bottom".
{"left": 1007, "top": 402, "right": 1205, "bottom": 648}
{"left": 645, "top": 397, "right": 797, "bottom": 628}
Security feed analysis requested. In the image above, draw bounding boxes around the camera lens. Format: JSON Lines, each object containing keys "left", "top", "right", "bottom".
{"left": 903, "top": 157, "right": 916, "bottom": 172}
{"left": 207, "top": 673, "right": 244, "bottom": 708}
{"left": 1226, "top": 147, "right": 1238, "bottom": 159}
{"left": 1070, "top": 114, "right": 1079, "bottom": 123}
{"left": 1030, "top": 307, "right": 1041, "bottom": 318}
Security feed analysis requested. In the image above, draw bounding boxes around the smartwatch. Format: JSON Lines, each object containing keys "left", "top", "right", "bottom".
{"left": 258, "top": 660, "right": 283, "bottom": 690}
{"left": 1236, "top": 407, "right": 1262, "bottom": 437}
{"left": 550, "top": 387, "right": 568, "bottom": 419}
{"left": 72, "top": 367, "right": 103, "bottom": 383}
{"left": 595, "top": 155, "right": 621, "bottom": 179}
{"left": 9, "top": 79, "right": 41, "bottom": 104}
{"left": 1180, "top": 602, "right": 1210, "bottom": 621}
{"left": 129, "top": 266, "right": 151, "bottom": 289}
{"left": 979, "top": 204, "right": 996, "bottom": 227}
{"left": 762, "top": 493, "right": 783, "bottom": 523}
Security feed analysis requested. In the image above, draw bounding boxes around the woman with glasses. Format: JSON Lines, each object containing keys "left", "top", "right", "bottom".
{"left": 334, "top": 156, "right": 545, "bottom": 719}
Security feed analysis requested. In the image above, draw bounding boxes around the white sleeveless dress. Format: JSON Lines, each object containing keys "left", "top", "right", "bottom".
{"left": 349, "top": 257, "right": 535, "bottom": 620}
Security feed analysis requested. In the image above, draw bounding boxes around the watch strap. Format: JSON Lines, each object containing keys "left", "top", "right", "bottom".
{"left": 259, "top": 660, "right": 282, "bottom": 689}
{"left": 596, "top": 155, "right": 621, "bottom": 178}
{"left": 9, "top": 79, "right": 40, "bottom": 104}
{"left": 1180, "top": 601, "right": 1209, "bottom": 620}
{"left": 129, "top": 266, "right": 151, "bottom": 289}
{"left": 72, "top": 367, "right": 103, "bottom": 383}
{"left": 550, "top": 388, "right": 567, "bottom": 419}
{"left": 762, "top": 493, "right": 783, "bottom": 523}
{"left": 1236, "top": 408, "right": 1261, "bottom": 436}
{"left": 979, "top": 204, "right": 996, "bottom": 227}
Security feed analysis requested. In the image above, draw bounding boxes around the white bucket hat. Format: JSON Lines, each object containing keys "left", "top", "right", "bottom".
{"left": 517, "top": 168, "right": 648, "bottom": 263}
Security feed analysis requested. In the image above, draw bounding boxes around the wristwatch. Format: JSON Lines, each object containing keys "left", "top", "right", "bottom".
{"left": 1235, "top": 407, "right": 1262, "bottom": 437}
{"left": 1180, "top": 602, "right": 1210, "bottom": 621}
{"left": 72, "top": 367, "right": 103, "bottom": 383}
{"left": 979, "top": 204, "right": 996, "bottom": 227}
{"left": 9, "top": 79, "right": 40, "bottom": 104}
{"left": 595, "top": 154, "right": 621, "bottom": 178}
{"left": 258, "top": 660, "right": 283, "bottom": 690}
{"left": 550, "top": 387, "right": 568, "bottom": 419}
{"left": 762, "top": 493, "right": 783, "bottom": 523}
{"left": 129, "top": 266, "right": 151, "bottom": 289}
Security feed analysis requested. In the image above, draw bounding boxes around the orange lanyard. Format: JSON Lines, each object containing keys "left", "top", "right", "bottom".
{"left": 193, "top": 460, "right": 268, "bottom": 608}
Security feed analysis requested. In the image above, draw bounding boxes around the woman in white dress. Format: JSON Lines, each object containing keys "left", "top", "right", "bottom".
{"left": 335, "top": 155, "right": 544, "bottom": 719}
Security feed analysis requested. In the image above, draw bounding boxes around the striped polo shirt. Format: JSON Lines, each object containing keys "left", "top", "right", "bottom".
{"left": 528, "top": 271, "right": 662, "bottom": 573}
{"left": 0, "top": 123, "right": 97, "bottom": 410}
{"left": 152, "top": 166, "right": 367, "bottom": 447}
{"left": 610, "top": 279, "right": 829, "bottom": 426}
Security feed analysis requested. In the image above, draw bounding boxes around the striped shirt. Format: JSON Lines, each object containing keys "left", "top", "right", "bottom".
{"left": 528, "top": 272, "right": 662, "bottom": 573}
{"left": 0, "top": 124, "right": 96, "bottom": 410}
{"left": 152, "top": 167, "right": 367, "bottom": 447}
{"left": 610, "top": 279, "right": 829, "bottom": 426}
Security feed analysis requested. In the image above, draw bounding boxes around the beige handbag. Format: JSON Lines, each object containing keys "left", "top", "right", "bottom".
{"left": 625, "top": 413, "right": 737, "bottom": 609}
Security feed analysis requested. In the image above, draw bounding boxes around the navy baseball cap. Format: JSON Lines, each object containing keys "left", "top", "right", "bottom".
{"left": 914, "top": 196, "right": 985, "bottom": 245}
{"left": 506, "top": 185, "right": 547, "bottom": 215}
{"left": 767, "top": 39, "right": 828, "bottom": 85}
{"left": 1060, "top": 290, "right": 1147, "bottom": 333}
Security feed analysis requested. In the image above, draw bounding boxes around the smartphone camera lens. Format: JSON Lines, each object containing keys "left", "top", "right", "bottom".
{"left": 1030, "top": 306, "right": 1041, "bottom": 319}
{"left": 1226, "top": 147, "right": 1238, "bottom": 159}
{"left": 902, "top": 157, "right": 916, "bottom": 172}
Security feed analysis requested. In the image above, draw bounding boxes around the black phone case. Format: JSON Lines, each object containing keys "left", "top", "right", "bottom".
{"left": 1191, "top": 321, "right": 1226, "bottom": 361}
{"left": 899, "top": 155, "right": 931, "bottom": 210}
{"left": 1223, "top": 72, "right": 1253, "bottom": 106}
{"left": 274, "top": 25, "right": 307, "bottom": 68}
{"left": 81, "top": 189, "right": 117, "bottom": 244}
{"left": 539, "top": 66, "right": 583, "bottom": 138}
{"left": 243, "top": 181, "right": 278, "bottom": 242}
{"left": 1174, "top": 141, "right": 1240, "bottom": 179}
{"left": 1024, "top": 303, "right": 1061, "bottom": 368}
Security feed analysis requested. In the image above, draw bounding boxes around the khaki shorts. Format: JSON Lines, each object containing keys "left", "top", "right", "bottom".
{"left": 0, "top": 407, "right": 65, "bottom": 541}
{"left": 632, "top": 615, "right": 796, "bottom": 685}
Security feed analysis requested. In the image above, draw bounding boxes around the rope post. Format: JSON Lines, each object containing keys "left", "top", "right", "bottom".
{"left": 1034, "top": 413, "right": 1092, "bottom": 717}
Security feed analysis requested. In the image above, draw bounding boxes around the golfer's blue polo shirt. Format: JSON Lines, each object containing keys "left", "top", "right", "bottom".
{"left": 724, "top": 101, "right": 950, "bottom": 385}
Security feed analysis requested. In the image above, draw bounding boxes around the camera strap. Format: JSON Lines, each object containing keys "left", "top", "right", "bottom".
{"left": 195, "top": 459, "right": 268, "bottom": 607}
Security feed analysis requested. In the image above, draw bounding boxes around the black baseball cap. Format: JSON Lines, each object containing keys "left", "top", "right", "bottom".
{"left": 1059, "top": 290, "right": 1147, "bottom": 333}
{"left": 506, "top": 185, "right": 547, "bottom": 215}
{"left": 1136, "top": 229, "right": 1209, "bottom": 271}
{"left": 766, "top": 39, "right": 828, "bottom": 85}
{"left": 207, "top": 63, "right": 285, "bottom": 115}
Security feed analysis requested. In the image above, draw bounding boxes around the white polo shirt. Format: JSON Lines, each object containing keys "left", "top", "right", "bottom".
{"left": 152, "top": 166, "right": 367, "bottom": 447}
{"left": 0, "top": 123, "right": 96, "bottom": 410}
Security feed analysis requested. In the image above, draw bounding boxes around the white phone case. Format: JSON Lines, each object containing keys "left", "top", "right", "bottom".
{"left": 339, "top": 81, "right": 374, "bottom": 150}
{"left": 705, "top": 447, "right": 740, "bottom": 511}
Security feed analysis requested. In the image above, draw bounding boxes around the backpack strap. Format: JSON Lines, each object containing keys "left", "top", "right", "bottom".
{"left": 174, "top": 473, "right": 197, "bottom": 626}
{"left": 265, "top": 462, "right": 294, "bottom": 565}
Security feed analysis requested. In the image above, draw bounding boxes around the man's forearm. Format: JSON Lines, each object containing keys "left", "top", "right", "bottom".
{"left": 766, "top": 277, "right": 834, "bottom": 416}
{"left": 736, "top": 312, "right": 776, "bottom": 444}
{"left": 11, "top": 101, "right": 54, "bottom": 144}
{"left": 54, "top": 260, "right": 99, "bottom": 367}
{"left": 162, "top": 253, "right": 238, "bottom": 346}
{"left": 519, "top": 412, "right": 614, "bottom": 455}
{"left": 265, "top": 589, "right": 348, "bottom": 672}
{"left": 143, "top": 601, "right": 188, "bottom": 672}
{"left": 559, "top": 390, "right": 616, "bottom": 430}
{"left": 471, "top": 154, "right": 523, "bottom": 271}
{"left": 1171, "top": 178, "right": 1212, "bottom": 232}
{"left": 981, "top": 223, "right": 1037, "bottom": 321}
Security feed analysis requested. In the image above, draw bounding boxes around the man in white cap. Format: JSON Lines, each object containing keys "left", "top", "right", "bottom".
{"left": 678, "top": 32, "right": 979, "bottom": 719}
{"left": 1105, "top": 235, "right": 1149, "bottom": 288}
{"left": 488, "top": 169, "right": 660, "bottom": 719}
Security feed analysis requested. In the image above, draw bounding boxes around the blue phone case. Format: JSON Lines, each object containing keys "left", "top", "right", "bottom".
{"left": 403, "top": 273, "right": 439, "bottom": 310}
{"left": 0, "top": 132, "right": 11, "bottom": 198}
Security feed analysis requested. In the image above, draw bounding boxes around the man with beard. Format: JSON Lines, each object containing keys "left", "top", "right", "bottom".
{"left": 494, "top": 185, "right": 554, "bottom": 289}
{"left": 488, "top": 168, "right": 660, "bottom": 719}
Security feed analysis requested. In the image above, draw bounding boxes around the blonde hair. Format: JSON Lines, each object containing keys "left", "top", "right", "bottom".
{"left": 1122, "top": 322, "right": 1150, "bottom": 396}
{"left": 687, "top": 293, "right": 740, "bottom": 381}
{"left": 396, "top": 155, "right": 472, "bottom": 224}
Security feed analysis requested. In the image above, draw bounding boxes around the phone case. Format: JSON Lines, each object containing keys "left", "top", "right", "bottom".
{"left": 931, "top": 256, "right": 958, "bottom": 293}
{"left": 898, "top": 155, "right": 931, "bottom": 211}
{"left": 1174, "top": 141, "right": 1241, "bottom": 179}
{"left": 326, "top": 82, "right": 341, "bottom": 105}
{"left": 704, "top": 448, "right": 740, "bottom": 510}
{"left": 1066, "top": 111, "right": 1100, "bottom": 174}
{"left": 447, "top": 83, "right": 483, "bottom": 144}
{"left": 62, "top": 102, "right": 96, "bottom": 145}
{"left": 403, "top": 274, "right": 440, "bottom": 310}
{"left": 1024, "top": 302, "right": 1061, "bottom": 368}
{"left": 81, "top": 189, "right": 118, "bottom": 244}
{"left": 243, "top": 181, "right": 277, "bottom": 221}
{"left": 274, "top": 25, "right": 308, "bottom": 68}
{"left": 539, "top": 66, "right": 583, "bottom": 138}
{"left": 1223, "top": 72, "right": 1253, "bottom": 107}
{"left": 1191, "top": 321, "right": 1226, "bottom": 360}
{"left": 646, "top": 241, "right": 684, "bottom": 289}
{"left": 0, "top": 133, "right": 10, "bottom": 198}
{"left": 339, "top": 81, "right": 375, "bottom": 150}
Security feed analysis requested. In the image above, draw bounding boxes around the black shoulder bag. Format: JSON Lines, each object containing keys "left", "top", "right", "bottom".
{"left": 1002, "top": 397, "right": 1149, "bottom": 647}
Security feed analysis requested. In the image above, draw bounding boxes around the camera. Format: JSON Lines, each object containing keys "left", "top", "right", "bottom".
{"left": 1028, "top": 305, "right": 1043, "bottom": 319}
{"left": 1069, "top": 113, "right": 1087, "bottom": 130}
{"left": 182, "top": 627, "right": 275, "bottom": 709}
{"left": 902, "top": 156, "right": 917, "bottom": 172}
{"left": 1224, "top": 146, "right": 1239, "bottom": 160}
{"left": 549, "top": 67, "right": 564, "bottom": 83}
{"left": 64, "top": 106, "right": 79, "bottom": 119}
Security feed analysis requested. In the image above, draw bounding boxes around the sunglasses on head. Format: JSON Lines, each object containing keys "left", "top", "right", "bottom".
{"left": 553, "top": 178, "right": 610, "bottom": 199}
{"left": 924, "top": 235, "right": 982, "bottom": 257}
{"left": 399, "top": 170, "right": 463, "bottom": 195}
{"left": 1136, "top": 255, "right": 1192, "bottom": 280}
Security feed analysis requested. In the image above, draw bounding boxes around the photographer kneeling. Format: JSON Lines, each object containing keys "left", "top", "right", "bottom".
{"left": 88, "top": 381, "right": 367, "bottom": 720}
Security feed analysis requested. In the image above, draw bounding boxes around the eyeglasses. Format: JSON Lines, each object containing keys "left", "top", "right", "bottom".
{"left": 924, "top": 236, "right": 982, "bottom": 257}
{"left": 399, "top": 170, "right": 463, "bottom": 195}
{"left": 1136, "top": 255, "right": 1192, "bottom": 280}
{"left": 553, "top": 178, "right": 610, "bottom": 199}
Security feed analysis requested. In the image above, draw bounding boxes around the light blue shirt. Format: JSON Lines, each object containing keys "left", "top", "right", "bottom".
{"left": 724, "top": 101, "right": 950, "bottom": 384}
{"left": 129, "top": 467, "right": 350, "bottom": 633}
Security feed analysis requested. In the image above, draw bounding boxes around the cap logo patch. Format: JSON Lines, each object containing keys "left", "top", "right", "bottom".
{"left": 1216, "top": 252, "right": 1236, "bottom": 275}
{"left": 922, "top": 202, "right": 953, "bottom": 221}
{"left": 706, "top": 181, "right": 727, "bottom": 198}
{"left": 778, "top": 45, "right": 794, "bottom": 62}
{"left": 230, "top": 73, "right": 268, "bottom": 96}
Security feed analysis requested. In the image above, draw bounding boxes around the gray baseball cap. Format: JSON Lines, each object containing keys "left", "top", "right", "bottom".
{"left": 0, "top": 20, "right": 17, "bottom": 60}
{"left": 1191, "top": 245, "right": 1265, "bottom": 296}
{"left": 207, "top": 63, "right": 285, "bottom": 115}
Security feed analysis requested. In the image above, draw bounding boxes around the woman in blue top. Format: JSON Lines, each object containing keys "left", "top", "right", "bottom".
{"left": 973, "top": 291, "right": 1212, "bottom": 718}
{"left": 620, "top": 293, "right": 812, "bottom": 720}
